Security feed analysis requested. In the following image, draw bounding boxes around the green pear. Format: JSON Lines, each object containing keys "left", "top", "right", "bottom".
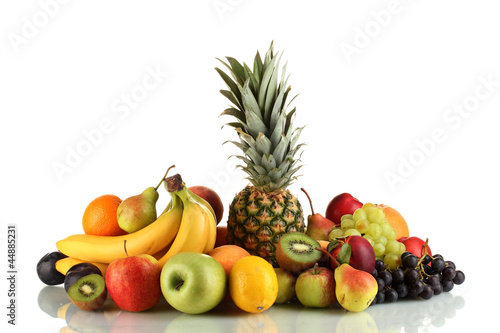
{"left": 335, "top": 264, "right": 377, "bottom": 312}
{"left": 117, "top": 166, "right": 175, "bottom": 233}
{"left": 117, "top": 187, "right": 159, "bottom": 233}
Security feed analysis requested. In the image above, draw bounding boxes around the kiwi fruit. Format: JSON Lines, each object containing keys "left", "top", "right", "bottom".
{"left": 275, "top": 232, "right": 322, "bottom": 272}
{"left": 37, "top": 251, "right": 68, "bottom": 285}
{"left": 64, "top": 263, "right": 107, "bottom": 311}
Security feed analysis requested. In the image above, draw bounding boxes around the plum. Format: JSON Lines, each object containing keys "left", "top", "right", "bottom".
{"left": 328, "top": 235, "right": 376, "bottom": 274}
{"left": 37, "top": 251, "right": 68, "bottom": 285}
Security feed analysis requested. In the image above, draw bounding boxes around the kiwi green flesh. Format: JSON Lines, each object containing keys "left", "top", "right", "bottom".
{"left": 68, "top": 273, "right": 106, "bottom": 303}
{"left": 277, "top": 233, "right": 321, "bottom": 272}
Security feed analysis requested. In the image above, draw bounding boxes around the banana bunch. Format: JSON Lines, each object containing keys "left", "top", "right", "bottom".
{"left": 56, "top": 174, "right": 217, "bottom": 267}
{"left": 157, "top": 187, "right": 217, "bottom": 266}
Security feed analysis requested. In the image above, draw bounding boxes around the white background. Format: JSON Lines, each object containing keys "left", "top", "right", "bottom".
{"left": 1, "top": 0, "right": 499, "bottom": 332}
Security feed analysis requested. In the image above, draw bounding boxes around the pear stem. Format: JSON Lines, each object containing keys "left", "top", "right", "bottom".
{"left": 155, "top": 165, "right": 176, "bottom": 191}
{"left": 300, "top": 188, "right": 315, "bottom": 215}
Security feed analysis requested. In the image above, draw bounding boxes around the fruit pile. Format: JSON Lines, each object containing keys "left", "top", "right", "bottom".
{"left": 37, "top": 43, "right": 465, "bottom": 318}
{"left": 298, "top": 190, "right": 466, "bottom": 309}
{"left": 37, "top": 182, "right": 465, "bottom": 315}
{"left": 38, "top": 169, "right": 223, "bottom": 312}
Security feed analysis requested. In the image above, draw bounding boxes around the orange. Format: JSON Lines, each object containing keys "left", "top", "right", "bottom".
{"left": 377, "top": 204, "right": 409, "bottom": 239}
{"left": 229, "top": 256, "right": 278, "bottom": 313}
{"left": 208, "top": 245, "right": 250, "bottom": 276}
{"left": 82, "top": 194, "right": 127, "bottom": 236}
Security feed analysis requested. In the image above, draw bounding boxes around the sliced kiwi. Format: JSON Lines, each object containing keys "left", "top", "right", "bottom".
{"left": 64, "top": 263, "right": 107, "bottom": 311}
{"left": 275, "top": 232, "right": 322, "bottom": 272}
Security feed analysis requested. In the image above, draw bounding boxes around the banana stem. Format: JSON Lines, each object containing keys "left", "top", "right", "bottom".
{"left": 155, "top": 165, "right": 176, "bottom": 191}
{"left": 165, "top": 174, "right": 184, "bottom": 192}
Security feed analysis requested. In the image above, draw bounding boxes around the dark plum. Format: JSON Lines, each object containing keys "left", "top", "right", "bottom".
{"left": 330, "top": 235, "right": 375, "bottom": 274}
{"left": 64, "top": 263, "right": 102, "bottom": 292}
{"left": 37, "top": 252, "right": 68, "bottom": 285}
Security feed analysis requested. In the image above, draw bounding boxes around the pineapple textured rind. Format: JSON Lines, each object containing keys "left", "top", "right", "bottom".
{"left": 227, "top": 186, "right": 305, "bottom": 267}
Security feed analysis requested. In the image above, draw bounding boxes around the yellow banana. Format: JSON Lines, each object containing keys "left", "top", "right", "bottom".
{"left": 55, "top": 257, "right": 109, "bottom": 276}
{"left": 56, "top": 194, "right": 183, "bottom": 263}
{"left": 152, "top": 242, "right": 172, "bottom": 260}
{"left": 160, "top": 184, "right": 217, "bottom": 222}
{"left": 56, "top": 236, "right": 173, "bottom": 276}
{"left": 185, "top": 187, "right": 217, "bottom": 253}
{"left": 157, "top": 189, "right": 214, "bottom": 266}
{"left": 201, "top": 202, "right": 217, "bottom": 253}
{"left": 164, "top": 186, "right": 217, "bottom": 253}
{"left": 189, "top": 190, "right": 217, "bottom": 224}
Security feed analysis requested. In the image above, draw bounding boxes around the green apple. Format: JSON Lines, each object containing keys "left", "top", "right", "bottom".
{"left": 274, "top": 268, "right": 297, "bottom": 304}
{"left": 160, "top": 252, "right": 226, "bottom": 314}
{"left": 295, "top": 263, "right": 336, "bottom": 308}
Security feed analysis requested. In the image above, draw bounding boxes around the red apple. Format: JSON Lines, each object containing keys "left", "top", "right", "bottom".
{"left": 189, "top": 186, "right": 224, "bottom": 224}
{"left": 328, "top": 235, "right": 375, "bottom": 274}
{"left": 106, "top": 254, "right": 162, "bottom": 312}
{"left": 325, "top": 193, "right": 363, "bottom": 226}
{"left": 295, "top": 263, "right": 336, "bottom": 308}
{"left": 398, "top": 236, "right": 432, "bottom": 258}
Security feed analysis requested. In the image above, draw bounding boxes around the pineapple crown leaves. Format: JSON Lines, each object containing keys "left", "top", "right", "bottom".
{"left": 216, "top": 42, "right": 305, "bottom": 193}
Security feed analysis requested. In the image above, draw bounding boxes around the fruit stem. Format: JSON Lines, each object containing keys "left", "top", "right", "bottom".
{"left": 423, "top": 238, "right": 429, "bottom": 256}
{"left": 300, "top": 188, "right": 315, "bottom": 215}
{"left": 155, "top": 165, "right": 176, "bottom": 191}
{"left": 165, "top": 174, "right": 184, "bottom": 192}
{"left": 312, "top": 262, "right": 319, "bottom": 274}
{"left": 123, "top": 240, "right": 129, "bottom": 258}
{"left": 417, "top": 238, "right": 430, "bottom": 261}
{"left": 315, "top": 247, "right": 340, "bottom": 268}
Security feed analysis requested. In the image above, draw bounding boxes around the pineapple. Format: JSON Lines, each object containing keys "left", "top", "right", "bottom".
{"left": 216, "top": 42, "right": 305, "bottom": 266}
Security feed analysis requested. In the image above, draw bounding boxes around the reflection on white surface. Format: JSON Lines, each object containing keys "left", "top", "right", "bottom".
{"left": 38, "top": 286, "right": 465, "bottom": 332}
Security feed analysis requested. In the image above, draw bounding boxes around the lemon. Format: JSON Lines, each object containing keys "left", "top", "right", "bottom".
{"left": 229, "top": 256, "right": 278, "bottom": 313}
